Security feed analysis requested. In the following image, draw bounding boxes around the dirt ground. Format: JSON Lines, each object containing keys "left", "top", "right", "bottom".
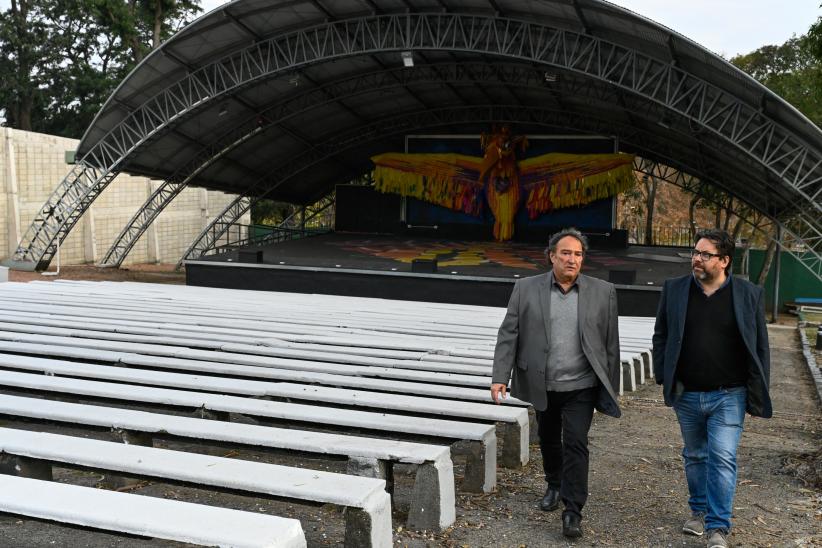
{"left": 0, "top": 266, "right": 819, "bottom": 547}
{"left": 7, "top": 263, "right": 185, "bottom": 285}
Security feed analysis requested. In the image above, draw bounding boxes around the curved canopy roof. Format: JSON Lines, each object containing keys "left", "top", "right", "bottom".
{"left": 76, "top": 0, "right": 822, "bottom": 224}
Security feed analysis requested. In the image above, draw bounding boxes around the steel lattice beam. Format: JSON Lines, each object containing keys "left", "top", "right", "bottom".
{"left": 180, "top": 104, "right": 822, "bottom": 283}
{"left": 176, "top": 103, "right": 697, "bottom": 264}
{"left": 102, "top": 62, "right": 605, "bottom": 267}
{"left": 76, "top": 13, "right": 819, "bottom": 208}
{"left": 9, "top": 12, "right": 821, "bottom": 270}
{"left": 633, "top": 157, "right": 822, "bottom": 281}
{"left": 102, "top": 63, "right": 620, "bottom": 266}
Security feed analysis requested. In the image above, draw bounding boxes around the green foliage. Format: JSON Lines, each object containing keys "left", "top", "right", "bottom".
{"left": 0, "top": 0, "right": 202, "bottom": 137}
{"left": 807, "top": 7, "right": 822, "bottom": 62}
{"left": 251, "top": 200, "right": 295, "bottom": 226}
{"left": 731, "top": 33, "right": 822, "bottom": 126}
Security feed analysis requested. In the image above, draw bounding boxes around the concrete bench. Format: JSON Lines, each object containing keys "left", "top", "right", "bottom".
{"left": 620, "top": 358, "right": 638, "bottom": 395}
{"left": 0, "top": 474, "right": 306, "bottom": 548}
{"left": 6, "top": 279, "right": 503, "bottom": 326}
{"left": 0, "top": 369, "right": 498, "bottom": 493}
{"left": 0, "top": 291, "right": 493, "bottom": 343}
{"left": 0, "top": 338, "right": 530, "bottom": 407}
{"left": 0, "top": 318, "right": 492, "bottom": 375}
{"left": 0, "top": 352, "right": 529, "bottom": 470}
{"left": 0, "top": 427, "right": 389, "bottom": 547}
{"left": 0, "top": 312, "right": 489, "bottom": 365}
{"left": 620, "top": 345, "right": 654, "bottom": 383}
{"left": 0, "top": 309, "right": 496, "bottom": 363}
{"left": 0, "top": 323, "right": 647, "bottom": 394}
{"left": 0, "top": 393, "right": 454, "bottom": 531}
{"left": 0, "top": 331, "right": 495, "bottom": 389}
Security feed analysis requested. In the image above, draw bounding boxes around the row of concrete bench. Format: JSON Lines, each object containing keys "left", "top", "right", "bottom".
{"left": 0, "top": 280, "right": 655, "bottom": 546}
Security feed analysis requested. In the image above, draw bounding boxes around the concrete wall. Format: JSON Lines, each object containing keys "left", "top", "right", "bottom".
{"left": 0, "top": 127, "right": 248, "bottom": 266}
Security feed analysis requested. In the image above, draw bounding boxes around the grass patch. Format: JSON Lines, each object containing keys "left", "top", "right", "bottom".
{"left": 801, "top": 311, "right": 822, "bottom": 324}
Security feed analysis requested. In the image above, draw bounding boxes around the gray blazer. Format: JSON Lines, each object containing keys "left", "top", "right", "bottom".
{"left": 491, "top": 273, "right": 622, "bottom": 417}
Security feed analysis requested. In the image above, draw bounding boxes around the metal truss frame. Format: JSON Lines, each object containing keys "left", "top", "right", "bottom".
{"left": 277, "top": 194, "right": 336, "bottom": 231}
{"left": 8, "top": 12, "right": 821, "bottom": 277}
{"left": 182, "top": 104, "right": 822, "bottom": 282}
{"left": 633, "top": 157, "right": 822, "bottom": 280}
{"left": 178, "top": 103, "right": 690, "bottom": 263}
{"left": 101, "top": 62, "right": 566, "bottom": 267}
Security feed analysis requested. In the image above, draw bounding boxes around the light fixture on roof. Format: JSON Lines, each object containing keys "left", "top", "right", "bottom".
{"left": 289, "top": 75, "right": 300, "bottom": 86}
{"left": 658, "top": 111, "right": 672, "bottom": 129}
{"left": 218, "top": 103, "right": 228, "bottom": 117}
{"left": 543, "top": 72, "right": 557, "bottom": 83}
{"left": 401, "top": 51, "right": 414, "bottom": 68}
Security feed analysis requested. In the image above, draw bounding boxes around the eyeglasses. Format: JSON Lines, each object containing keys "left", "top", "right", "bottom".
{"left": 690, "top": 249, "right": 723, "bottom": 261}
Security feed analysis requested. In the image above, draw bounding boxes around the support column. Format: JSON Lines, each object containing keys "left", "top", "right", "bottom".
{"left": 3, "top": 128, "right": 21, "bottom": 260}
{"left": 0, "top": 454, "right": 53, "bottom": 481}
{"left": 146, "top": 180, "right": 160, "bottom": 263}
{"left": 772, "top": 224, "right": 783, "bottom": 323}
{"left": 83, "top": 201, "right": 98, "bottom": 264}
{"left": 104, "top": 429, "right": 153, "bottom": 488}
{"left": 199, "top": 188, "right": 209, "bottom": 229}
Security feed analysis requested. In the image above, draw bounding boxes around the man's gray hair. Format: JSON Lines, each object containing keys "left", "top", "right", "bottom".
{"left": 546, "top": 227, "right": 589, "bottom": 255}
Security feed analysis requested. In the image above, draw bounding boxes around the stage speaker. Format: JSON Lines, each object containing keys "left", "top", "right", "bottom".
{"left": 411, "top": 258, "right": 437, "bottom": 273}
{"left": 608, "top": 269, "right": 636, "bottom": 285}
{"left": 238, "top": 250, "right": 263, "bottom": 264}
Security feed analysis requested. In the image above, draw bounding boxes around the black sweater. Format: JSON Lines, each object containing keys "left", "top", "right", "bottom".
{"left": 675, "top": 278, "right": 749, "bottom": 391}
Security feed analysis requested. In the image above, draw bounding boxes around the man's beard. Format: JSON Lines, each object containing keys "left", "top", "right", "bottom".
{"left": 693, "top": 266, "right": 712, "bottom": 282}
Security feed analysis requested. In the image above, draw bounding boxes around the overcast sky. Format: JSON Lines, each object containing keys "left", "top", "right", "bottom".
{"left": 0, "top": 0, "right": 817, "bottom": 59}
{"left": 198, "top": 0, "right": 820, "bottom": 59}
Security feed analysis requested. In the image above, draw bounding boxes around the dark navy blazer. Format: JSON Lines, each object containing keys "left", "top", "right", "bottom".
{"left": 652, "top": 274, "right": 772, "bottom": 418}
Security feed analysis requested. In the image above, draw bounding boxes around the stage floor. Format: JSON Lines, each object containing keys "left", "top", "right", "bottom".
{"left": 201, "top": 232, "right": 693, "bottom": 286}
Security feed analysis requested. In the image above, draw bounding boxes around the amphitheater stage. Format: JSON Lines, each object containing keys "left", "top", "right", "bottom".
{"left": 184, "top": 232, "right": 694, "bottom": 316}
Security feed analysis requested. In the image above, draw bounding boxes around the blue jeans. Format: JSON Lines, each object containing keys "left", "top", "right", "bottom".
{"left": 673, "top": 387, "right": 746, "bottom": 532}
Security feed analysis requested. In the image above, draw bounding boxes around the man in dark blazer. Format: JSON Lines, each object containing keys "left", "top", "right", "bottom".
{"left": 490, "top": 228, "right": 621, "bottom": 539}
{"left": 653, "top": 229, "right": 771, "bottom": 548}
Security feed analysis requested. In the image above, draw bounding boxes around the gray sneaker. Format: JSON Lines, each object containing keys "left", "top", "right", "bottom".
{"left": 682, "top": 512, "right": 705, "bottom": 536}
{"left": 706, "top": 529, "right": 729, "bottom": 548}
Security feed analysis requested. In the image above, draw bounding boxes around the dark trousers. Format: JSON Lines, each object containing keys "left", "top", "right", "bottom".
{"left": 537, "top": 386, "right": 597, "bottom": 519}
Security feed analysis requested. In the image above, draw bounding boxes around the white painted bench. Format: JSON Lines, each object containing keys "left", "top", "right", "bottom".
{"left": 0, "top": 331, "right": 495, "bottom": 388}
{"left": 0, "top": 393, "right": 455, "bottom": 531}
{"left": 0, "top": 292, "right": 494, "bottom": 343}
{"left": 0, "top": 427, "right": 392, "bottom": 547}
{"left": 0, "top": 326, "right": 647, "bottom": 383}
{"left": 0, "top": 352, "right": 529, "bottom": 469}
{"left": 0, "top": 474, "right": 306, "bottom": 548}
{"left": 0, "top": 338, "right": 530, "bottom": 407}
{"left": 0, "top": 310, "right": 495, "bottom": 363}
{"left": 0, "top": 369, "right": 497, "bottom": 493}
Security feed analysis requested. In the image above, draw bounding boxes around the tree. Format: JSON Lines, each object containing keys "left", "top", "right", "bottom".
{"left": 731, "top": 33, "right": 822, "bottom": 127}
{"left": 94, "top": 0, "right": 201, "bottom": 66}
{"left": 640, "top": 173, "right": 658, "bottom": 245}
{"left": 0, "top": 0, "right": 53, "bottom": 130}
{"left": 806, "top": 6, "right": 822, "bottom": 62}
{"left": 0, "top": 0, "right": 201, "bottom": 137}
{"left": 731, "top": 26, "right": 822, "bottom": 285}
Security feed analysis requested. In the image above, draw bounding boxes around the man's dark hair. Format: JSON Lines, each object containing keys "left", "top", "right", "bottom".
{"left": 545, "top": 227, "right": 589, "bottom": 256}
{"left": 695, "top": 228, "right": 734, "bottom": 274}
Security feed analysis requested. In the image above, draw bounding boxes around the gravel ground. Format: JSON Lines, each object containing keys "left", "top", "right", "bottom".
{"left": 0, "top": 267, "right": 818, "bottom": 547}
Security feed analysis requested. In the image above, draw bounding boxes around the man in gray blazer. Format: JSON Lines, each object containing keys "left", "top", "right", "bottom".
{"left": 491, "top": 227, "right": 621, "bottom": 539}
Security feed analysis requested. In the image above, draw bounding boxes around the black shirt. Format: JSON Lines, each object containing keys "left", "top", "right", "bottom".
{"left": 675, "top": 277, "right": 749, "bottom": 391}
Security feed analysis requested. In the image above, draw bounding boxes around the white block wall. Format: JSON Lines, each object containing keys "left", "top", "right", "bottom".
{"left": 0, "top": 127, "right": 249, "bottom": 266}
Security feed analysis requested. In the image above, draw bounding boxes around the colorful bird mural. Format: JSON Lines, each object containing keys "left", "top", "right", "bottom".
{"left": 371, "top": 126, "right": 635, "bottom": 241}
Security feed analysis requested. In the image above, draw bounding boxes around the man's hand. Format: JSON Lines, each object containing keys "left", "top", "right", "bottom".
{"left": 490, "top": 383, "right": 508, "bottom": 404}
